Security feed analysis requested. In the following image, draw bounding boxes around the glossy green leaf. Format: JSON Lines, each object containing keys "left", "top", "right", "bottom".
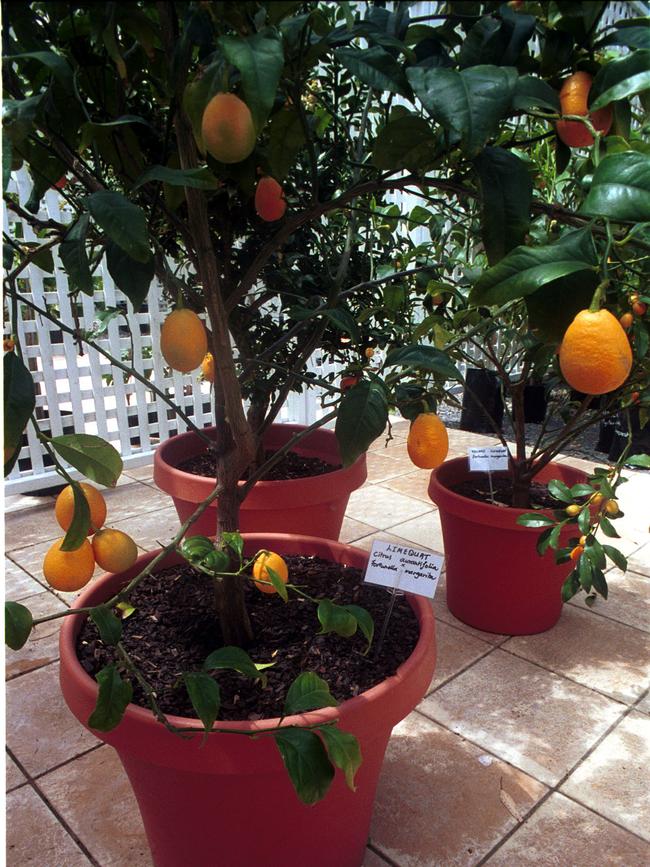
{"left": 284, "top": 671, "right": 338, "bottom": 715}
{"left": 335, "top": 46, "right": 411, "bottom": 96}
{"left": 3, "top": 137, "right": 12, "bottom": 193}
{"left": 602, "top": 544, "right": 628, "bottom": 572}
{"left": 322, "top": 308, "right": 359, "bottom": 344}
{"left": 220, "top": 32, "right": 284, "bottom": 130}
{"left": 577, "top": 507, "right": 592, "bottom": 535}
{"left": 90, "top": 606, "right": 123, "bottom": 646}
{"left": 512, "top": 75, "right": 560, "bottom": 113}
{"left": 318, "top": 725, "right": 362, "bottom": 791}
{"left": 60, "top": 482, "right": 91, "bottom": 551}
{"left": 86, "top": 191, "right": 151, "bottom": 264}
{"left": 547, "top": 479, "right": 573, "bottom": 503}
{"left": 184, "top": 672, "right": 220, "bottom": 732}
{"left": 2, "top": 95, "right": 43, "bottom": 145}
{"left": 5, "top": 601, "right": 33, "bottom": 650}
{"left": 4, "top": 352, "right": 35, "bottom": 458}
{"left": 578, "top": 552, "right": 594, "bottom": 591}
{"left": 407, "top": 65, "right": 517, "bottom": 156}
{"left": 570, "top": 483, "right": 596, "bottom": 497}
{"left": 266, "top": 565, "right": 289, "bottom": 601}
{"left": 343, "top": 604, "right": 374, "bottom": 653}
{"left": 133, "top": 165, "right": 220, "bottom": 191}
{"left": 203, "top": 646, "right": 273, "bottom": 685}
{"left": 50, "top": 434, "right": 122, "bottom": 487}
{"left": 590, "top": 50, "right": 650, "bottom": 111}
{"left": 536, "top": 526, "right": 553, "bottom": 555}
{"left": 599, "top": 515, "right": 620, "bottom": 538}
{"left": 88, "top": 664, "right": 132, "bottom": 732}
{"left": 561, "top": 569, "right": 580, "bottom": 602}
{"left": 221, "top": 531, "right": 244, "bottom": 561}
{"left": 372, "top": 114, "right": 439, "bottom": 173}
{"left": 267, "top": 108, "right": 306, "bottom": 180}
{"left": 273, "top": 727, "right": 335, "bottom": 805}
{"left": 470, "top": 229, "right": 597, "bottom": 306}
{"left": 317, "top": 599, "right": 358, "bottom": 639}
{"left": 105, "top": 241, "right": 154, "bottom": 313}
{"left": 626, "top": 453, "right": 650, "bottom": 468}
{"left": 335, "top": 379, "right": 389, "bottom": 467}
{"left": 582, "top": 152, "right": 650, "bottom": 222}
{"left": 584, "top": 538, "right": 606, "bottom": 570}
{"left": 384, "top": 344, "right": 462, "bottom": 381}
{"left": 516, "top": 512, "right": 555, "bottom": 528}
{"left": 591, "top": 568, "right": 609, "bottom": 599}
{"left": 598, "top": 25, "right": 650, "bottom": 52}
{"left": 7, "top": 50, "right": 73, "bottom": 88}
{"left": 59, "top": 214, "right": 93, "bottom": 296}
{"left": 473, "top": 147, "right": 532, "bottom": 265}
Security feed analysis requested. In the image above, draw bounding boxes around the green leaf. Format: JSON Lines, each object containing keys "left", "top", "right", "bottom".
{"left": 602, "top": 544, "right": 628, "bottom": 572}
{"left": 220, "top": 32, "right": 284, "bottom": 130}
{"left": 372, "top": 114, "right": 439, "bottom": 173}
{"left": 470, "top": 228, "right": 597, "bottom": 306}
{"left": 284, "top": 671, "right": 339, "bottom": 715}
{"left": 318, "top": 725, "right": 362, "bottom": 791}
{"left": 6, "top": 51, "right": 73, "bottom": 88}
{"left": 60, "top": 482, "right": 91, "bottom": 551}
{"left": 266, "top": 565, "right": 289, "bottom": 601}
{"left": 577, "top": 507, "right": 592, "bottom": 535}
{"left": 2, "top": 95, "right": 43, "bottom": 146}
{"left": 407, "top": 65, "right": 517, "bottom": 156}
{"left": 183, "top": 672, "right": 220, "bottom": 732}
{"left": 335, "top": 46, "right": 411, "bottom": 97}
{"left": 548, "top": 480, "right": 574, "bottom": 504}
{"left": 590, "top": 50, "right": 650, "bottom": 111}
{"left": 88, "top": 664, "right": 132, "bottom": 731}
{"left": 582, "top": 152, "right": 650, "bottom": 222}
{"left": 322, "top": 308, "right": 359, "bottom": 344}
{"left": 473, "top": 147, "right": 532, "bottom": 265}
{"left": 591, "top": 568, "right": 609, "bottom": 599}
{"left": 561, "top": 569, "right": 580, "bottom": 602}
{"left": 203, "top": 646, "right": 273, "bottom": 686}
{"left": 90, "top": 606, "right": 123, "bottom": 645}
{"left": 571, "top": 483, "right": 595, "bottom": 497}
{"left": 4, "top": 352, "right": 35, "bottom": 457}
{"left": 599, "top": 515, "right": 620, "bottom": 538}
{"left": 317, "top": 599, "right": 358, "bottom": 639}
{"left": 578, "top": 553, "right": 594, "bottom": 591}
{"left": 59, "top": 215, "right": 94, "bottom": 296}
{"left": 598, "top": 25, "right": 650, "bottom": 52}
{"left": 584, "top": 538, "right": 606, "bottom": 570}
{"left": 384, "top": 344, "right": 462, "bottom": 381}
{"left": 3, "top": 137, "right": 12, "bottom": 194}
{"left": 273, "top": 727, "right": 335, "bottom": 805}
{"left": 50, "top": 434, "right": 122, "bottom": 487}
{"left": 267, "top": 108, "right": 306, "bottom": 180}
{"left": 536, "top": 526, "right": 553, "bottom": 555}
{"left": 626, "top": 453, "right": 650, "bottom": 468}
{"left": 221, "top": 531, "right": 244, "bottom": 561}
{"left": 106, "top": 241, "right": 154, "bottom": 312}
{"left": 133, "top": 165, "right": 221, "bottom": 191}
{"left": 86, "top": 191, "right": 151, "bottom": 264}
{"left": 516, "top": 512, "right": 555, "bottom": 528}
{"left": 343, "top": 604, "right": 374, "bottom": 654}
{"left": 512, "top": 75, "right": 561, "bottom": 113}
{"left": 335, "top": 379, "right": 388, "bottom": 467}
{"left": 525, "top": 270, "right": 599, "bottom": 343}
{"left": 5, "top": 601, "right": 33, "bottom": 650}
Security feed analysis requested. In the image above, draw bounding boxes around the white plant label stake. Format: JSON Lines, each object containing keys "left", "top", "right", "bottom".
{"left": 364, "top": 539, "right": 443, "bottom": 657}
{"left": 467, "top": 445, "right": 509, "bottom": 504}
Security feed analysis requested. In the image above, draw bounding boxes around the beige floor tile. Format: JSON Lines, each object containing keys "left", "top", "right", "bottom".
{"left": 345, "top": 486, "right": 431, "bottom": 530}
{"left": 388, "top": 509, "right": 445, "bottom": 553}
{"left": 367, "top": 438, "right": 409, "bottom": 458}
{"left": 370, "top": 711, "right": 547, "bottom": 866}
{"left": 426, "top": 620, "right": 493, "bottom": 693}
{"left": 112, "top": 505, "right": 186, "bottom": 552}
{"left": 381, "top": 470, "right": 433, "bottom": 502}
{"left": 627, "top": 544, "right": 650, "bottom": 574}
{"left": 364, "top": 451, "right": 415, "bottom": 484}
{"left": 636, "top": 691, "right": 650, "bottom": 715}
{"left": 615, "top": 470, "right": 650, "bottom": 535}
{"left": 123, "top": 461, "right": 155, "bottom": 481}
{"left": 420, "top": 650, "right": 624, "bottom": 785}
{"left": 38, "top": 746, "right": 154, "bottom": 866}
{"left": 99, "top": 479, "right": 171, "bottom": 523}
{"left": 6, "top": 785, "right": 92, "bottom": 866}
{"left": 5, "top": 505, "right": 62, "bottom": 551}
{"left": 485, "top": 792, "right": 650, "bottom": 866}
{"left": 504, "top": 606, "right": 650, "bottom": 704}
{"left": 561, "top": 711, "right": 650, "bottom": 841}
{"left": 6, "top": 663, "right": 100, "bottom": 776}
{"left": 6, "top": 590, "right": 68, "bottom": 680}
{"left": 5, "top": 556, "right": 46, "bottom": 600}
{"left": 4, "top": 490, "right": 56, "bottom": 513}
{"left": 556, "top": 454, "right": 604, "bottom": 475}
{"left": 569, "top": 567, "right": 650, "bottom": 633}
{"left": 339, "top": 516, "right": 377, "bottom": 544}
{"left": 6, "top": 754, "right": 27, "bottom": 791}
{"left": 362, "top": 849, "right": 391, "bottom": 866}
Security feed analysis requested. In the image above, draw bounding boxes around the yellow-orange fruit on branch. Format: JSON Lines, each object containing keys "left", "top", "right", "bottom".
{"left": 201, "top": 93, "right": 256, "bottom": 164}
{"left": 201, "top": 352, "right": 215, "bottom": 383}
{"left": 556, "top": 72, "right": 612, "bottom": 148}
{"left": 43, "top": 537, "right": 95, "bottom": 592}
{"left": 407, "top": 412, "right": 449, "bottom": 469}
{"left": 559, "top": 309, "right": 632, "bottom": 395}
{"left": 255, "top": 176, "right": 286, "bottom": 222}
{"left": 160, "top": 309, "right": 208, "bottom": 373}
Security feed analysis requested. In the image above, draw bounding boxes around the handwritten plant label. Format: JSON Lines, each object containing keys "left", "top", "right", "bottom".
{"left": 468, "top": 446, "right": 509, "bottom": 472}
{"left": 364, "top": 539, "right": 442, "bottom": 598}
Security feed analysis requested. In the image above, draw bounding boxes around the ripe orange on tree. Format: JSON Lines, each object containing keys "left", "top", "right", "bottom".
{"left": 43, "top": 537, "right": 95, "bottom": 591}
{"left": 255, "top": 176, "right": 286, "bottom": 222}
{"left": 201, "top": 352, "right": 215, "bottom": 383}
{"left": 252, "top": 551, "right": 289, "bottom": 594}
{"left": 619, "top": 312, "right": 633, "bottom": 330}
{"left": 632, "top": 300, "right": 647, "bottom": 317}
{"left": 559, "top": 309, "right": 632, "bottom": 395}
{"left": 556, "top": 71, "right": 612, "bottom": 148}
{"left": 3, "top": 336, "right": 15, "bottom": 352}
{"left": 160, "top": 308, "right": 208, "bottom": 373}
{"left": 340, "top": 374, "right": 360, "bottom": 392}
{"left": 407, "top": 412, "right": 449, "bottom": 469}
{"left": 569, "top": 545, "right": 584, "bottom": 561}
{"left": 55, "top": 482, "right": 107, "bottom": 534}
{"left": 92, "top": 528, "right": 139, "bottom": 573}
{"left": 201, "top": 93, "right": 256, "bottom": 164}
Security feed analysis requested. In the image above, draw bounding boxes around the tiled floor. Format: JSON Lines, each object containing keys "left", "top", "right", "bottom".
{"left": 5, "top": 427, "right": 650, "bottom": 866}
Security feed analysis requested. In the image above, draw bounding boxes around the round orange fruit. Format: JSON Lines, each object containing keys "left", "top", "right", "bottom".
{"left": 92, "top": 528, "right": 138, "bottom": 573}
{"left": 55, "top": 483, "right": 107, "bottom": 534}
{"left": 201, "top": 93, "right": 256, "bottom": 164}
{"left": 43, "top": 537, "right": 95, "bottom": 592}
{"left": 407, "top": 412, "right": 449, "bottom": 469}
{"left": 556, "top": 72, "right": 612, "bottom": 148}
{"left": 255, "top": 176, "right": 286, "bottom": 222}
{"left": 201, "top": 352, "right": 215, "bottom": 383}
{"left": 160, "top": 309, "right": 208, "bottom": 373}
{"left": 252, "top": 551, "right": 289, "bottom": 594}
{"left": 559, "top": 309, "right": 632, "bottom": 395}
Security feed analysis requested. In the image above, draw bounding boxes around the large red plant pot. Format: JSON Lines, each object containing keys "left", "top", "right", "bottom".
{"left": 153, "top": 424, "right": 367, "bottom": 540}
{"left": 428, "top": 457, "right": 589, "bottom": 635}
{"left": 60, "top": 534, "right": 436, "bottom": 867}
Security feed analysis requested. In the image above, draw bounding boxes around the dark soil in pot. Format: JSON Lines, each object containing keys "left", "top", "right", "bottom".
{"left": 450, "top": 478, "right": 563, "bottom": 509}
{"left": 77, "top": 555, "right": 419, "bottom": 721}
{"left": 179, "top": 450, "right": 341, "bottom": 481}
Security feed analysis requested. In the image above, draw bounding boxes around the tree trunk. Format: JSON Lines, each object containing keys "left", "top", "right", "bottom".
{"left": 511, "top": 468, "right": 533, "bottom": 509}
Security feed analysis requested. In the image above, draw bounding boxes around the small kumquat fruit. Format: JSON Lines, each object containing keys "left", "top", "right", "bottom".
{"left": 201, "top": 352, "right": 215, "bottom": 383}
{"left": 632, "top": 300, "right": 647, "bottom": 317}
{"left": 604, "top": 499, "right": 620, "bottom": 516}
{"left": 619, "top": 312, "right": 633, "bottom": 330}
{"left": 252, "top": 551, "right": 289, "bottom": 594}
{"left": 55, "top": 483, "right": 107, "bottom": 534}
{"left": 43, "top": 537, "right": 95, "bottom": 591}
{"left": 569, "top": 545, "right": 584, "bottom": 561}
{"left": 92, "top": 528, "right": 139, "bottom": 573}
{"left": 565, "top": 504, "right": 581, "bottom": 517}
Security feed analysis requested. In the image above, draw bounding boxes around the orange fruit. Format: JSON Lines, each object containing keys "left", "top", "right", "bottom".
{"left": 43, "top": 537, "right": 95, "bottom": 591}
{"left": 364, "top": 347, "right": 375, "bottom": 359}
{"left": 556, "top": 72, "right": 612, "bottom": 148}
{"left": 55, "top": 483, "right": 107, "bottom": 534}
{"left": 632, "top": 301, "right": 647, "bottom": 316}
{"left": 201, "top": 352, "right": 215, "bottom": 383}
{"left": 160, "top": 309, "right": 208, "bottom": 373}
{"left": 3, "top": 337, "right": 15, "bottom": 352}
{"left": 255, "top": 176, "right": 286, "bottom": 221}
{"left": 201, "top": 93, "right": 256, "bottom": 164}
{"left": 565, "top": 504, "right": 581, "bottom": 517}
{"left": 252, "top": 551, "right": 289, "bottom": 594}
{"left": 569, "top": 545, "right": 584, "bottom": 562}
{"left": 619, "top": 312, "right": 633, "bottom": 330}
{"left": 559, "top": 309, "right": 632, "bottom": 395}
{"left": 604, "top": 499, "right": 619, "bottom": 516}
{"left": 92, "top": 528, "right": 138, "bottom": 573}
{"left": 590, "top": 492, "right": 604, "bottom": 507}
{"left": 341, "top": 374, "right": 360, "bottom": 392}
{"left": 407, "top": 412, "right": 449, "bottom": 469}
{"left": 579, "top": 535, "right": 588, "bottom": 547}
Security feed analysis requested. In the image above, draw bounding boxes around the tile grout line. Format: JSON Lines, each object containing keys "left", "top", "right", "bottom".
{"left": 365, "top": 842, "right": 401, "bottom": 867}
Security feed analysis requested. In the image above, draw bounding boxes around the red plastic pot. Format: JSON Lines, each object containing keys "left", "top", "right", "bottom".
{"left": 428, "top": 457, "right": 588, "bottom": 635}
{"left": 153, "top": 424, "right": 367, "bottom": 540}
{"left": 60, "top": 534, "right": 436, "bottom": 867}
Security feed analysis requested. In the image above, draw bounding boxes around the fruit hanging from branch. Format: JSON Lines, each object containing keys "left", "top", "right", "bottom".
{"left": 559, "top": 309, "right": 632, "bottom": 395}
{"left": 160, "top": 309, "right": 208, "bottom": 373}
{"left": 255, "top": 176, "right": 286, "bottom": 222}
{"left": 556, "top": 71, "right": 612, "bottom": 148}
{"left": 201, "top": 93, "right": 256, "bottom": 164}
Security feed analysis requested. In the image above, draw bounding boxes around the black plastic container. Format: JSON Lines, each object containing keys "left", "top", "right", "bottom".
{"left": 460, "top": 368, "right": 504, "bottom": 434}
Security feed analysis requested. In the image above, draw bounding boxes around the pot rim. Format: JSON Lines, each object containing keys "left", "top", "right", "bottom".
{"left": 60, "top": 533, "right": 435, "bottom": 736}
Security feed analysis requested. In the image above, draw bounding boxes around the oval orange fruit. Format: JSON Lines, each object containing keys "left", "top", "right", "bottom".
{"left": 407, "top": 412, "right": 449, "bottom": 469}
{"left": 252, "top": 551, "right": 289, "bottom": 594}
{"left": 559, "top": 309, "right": 632, "bottom": 395}
{"left": 43, "top": 537, "right": 96, "bottom": 592}
{"left": 556, "top": 72, "right": 612, "bottom": 148}
{"left": 54, "top": 483, "right": 107, "bottom": 534}
{"left": 92, "top": 528, "right": 139, "bottom": 573}
{"left": 201, "top": 352, "right": 215, "bottom": 383}
{"left": 160, "top": 309, "right": 208, "bottom": 373}
{"left": 255, "top": 176, "right": 286, "bottom": 222}
{"left": 201, "top": 93, "right": 256, "bottom": 164}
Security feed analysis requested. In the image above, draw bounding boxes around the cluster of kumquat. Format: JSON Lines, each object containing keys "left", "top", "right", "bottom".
{"left": 42, "top": 483, "right": 138, "bottom": 592}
